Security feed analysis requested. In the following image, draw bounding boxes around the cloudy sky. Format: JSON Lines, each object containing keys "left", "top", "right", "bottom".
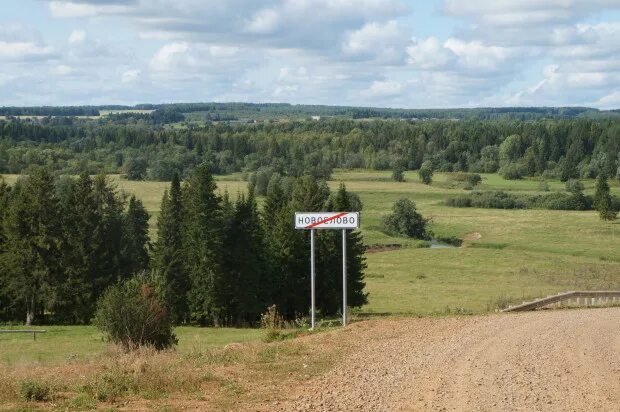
{"left": 2, "top": 0, "right": 620, "bottom": 108}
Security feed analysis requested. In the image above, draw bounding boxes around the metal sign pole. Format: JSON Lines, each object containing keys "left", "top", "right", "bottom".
{"left": 342, "top": 229, "right": 347, "bottom": 326}
{"left": 310, "top": 228, "right": 316, "bottom": 330}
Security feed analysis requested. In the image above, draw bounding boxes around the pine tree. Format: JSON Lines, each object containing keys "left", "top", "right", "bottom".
{"left": 594, "top": 173, "right": 618, "bottom": 221}
{"left": 183, "top": 163, "right": 226, "bottom": 325}
{"left": 152, "top": 173, "right": 189, "bottom": 323}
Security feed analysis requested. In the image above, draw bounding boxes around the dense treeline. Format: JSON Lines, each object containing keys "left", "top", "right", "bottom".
{"left": 1, "top": 117, "right": 619, "bottom": 182}
{"left": 0, "top": 106, "right": 100, "bottom": 116}
{"left": 4, "top": 103, "right": 619, "bottom": 120}
{"left": 0, "top": 166, "right": 367, "bottom": 326}
{"left": 0, "top": 169, "right": 149, "bottom": 324}
{"left": 151, "top": 167, "right": 366, "bottom": 325}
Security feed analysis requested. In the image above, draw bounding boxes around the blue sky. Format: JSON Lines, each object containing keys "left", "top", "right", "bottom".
{"left": 1, "top": 0, "right": 620, "bottom": 108}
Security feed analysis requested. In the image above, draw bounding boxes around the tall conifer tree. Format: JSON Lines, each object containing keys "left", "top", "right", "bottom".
{"left": 183, "top": 163, "right": 226, "bottom": 325}
{"left": 123, "top": 195, "right": 151, "bottom": 275}
{"left": 594, "top": 173, "right": 618, "bottom": 221}
{"left": 153, "top": 173, "right": 188, "bottom": 323}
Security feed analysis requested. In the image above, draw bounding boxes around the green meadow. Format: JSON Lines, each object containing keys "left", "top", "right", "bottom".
{"left": 2, "top": 170, "right": 620, "bottom": 319}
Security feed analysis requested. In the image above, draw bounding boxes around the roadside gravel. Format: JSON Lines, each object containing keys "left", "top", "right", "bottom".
{"left": 277, "top": 308, "right": 620, "bottom": 411}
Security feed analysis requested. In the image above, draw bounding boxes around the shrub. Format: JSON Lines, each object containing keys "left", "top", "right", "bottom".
{"left": 565, "top": 179, "right": 585, "bottom": 194}
{"left": 445, "top": 191, "right": 527, "bottom": 209}
{"left": 499, "top": 163, "right": 524, "bottom": 180}
{"left": 529, "top": 192, "right": 592, "bottom": 210}
{"left": 125, "top": 157, "right": 148, "bottom": 181}
{"left": 537, "top": 181, "right": 550, "bottom": 191}
{"left": 418, "top": 161, "right": 433, "bottom": 185}
{"left": 392, "top": 166, "right": 405, "bottom": 182}
{"left": 449, "top": 172, "right": 482, "bottom": 187}
{"left": 260, "top": 304, "right": 285, "bottom": 330}
{"left": 94, "top": 279, "right": 177, "bottom": 350}
{"left": 382, "top": 198, "right": 431, "bottom": 239}
{"left": 19, "top": 379, "right": 51, "bottom": 402}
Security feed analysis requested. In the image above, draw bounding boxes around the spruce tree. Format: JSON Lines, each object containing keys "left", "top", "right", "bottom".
{"left": 594, "top": 173, "right": 618, "bottom": 221}
{"left": 183, "top": 163, "right": 226, "bottom": 325}
{"left": 1, "top": 169, "right": 61, "bottom": 324}
{"left": 152, "top": 173, "right": 189, "bottom": 323}
{"left": 224, "top": 190, "right": 269, "bottom": 323}
{"left": 330, "top": 183, "right": 368, "bottom": 309}
{"left": 54, "top": 173, "right": 99, "bottom": 323}
{"left": 92, "top": 175, "right": 127, "bottom": 291}
{"left": 123, "top": 195, "right": 151, "bottom": 275}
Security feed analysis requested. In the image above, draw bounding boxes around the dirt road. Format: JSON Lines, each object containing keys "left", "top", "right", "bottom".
{"left": 279, "top": 308, "right": 620, "bottom": 411}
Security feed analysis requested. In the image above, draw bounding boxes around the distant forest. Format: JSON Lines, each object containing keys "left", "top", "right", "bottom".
{"left": 2, "top": 102, "right": 620, "bottom": 120}
{"left": 1, "top": 115, "right": 619, "bottom": 182}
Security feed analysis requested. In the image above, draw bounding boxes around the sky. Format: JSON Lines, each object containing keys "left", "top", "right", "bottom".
{"left": 1, "top": 0, "right": 620, "bottom": 109}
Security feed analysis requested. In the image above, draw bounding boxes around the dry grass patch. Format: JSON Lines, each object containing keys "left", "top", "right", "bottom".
{"left": 0, "top": 325, "right": 367, "bottom": 411}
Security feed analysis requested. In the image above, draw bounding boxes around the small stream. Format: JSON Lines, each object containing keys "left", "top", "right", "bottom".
{"left": 428, "top": 239, "right": 459, "bottom": 249}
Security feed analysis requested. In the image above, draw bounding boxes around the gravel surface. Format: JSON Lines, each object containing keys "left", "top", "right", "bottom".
{"left": 278, "top": 308, "right": 620, "bottom": 411}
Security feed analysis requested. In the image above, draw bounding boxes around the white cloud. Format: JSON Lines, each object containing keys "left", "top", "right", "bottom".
{"left": 0, "top": 41, "right": 56, "bottom": 61}
{"left": 52, "top": 64, "right": 74, "bottom": 75}
{"left": 121, "top": 69, "right": 141, "bottom": 83}
{"left": 342, "top": 20, "right": 408, "bottom": 64}
{"left": 49, "top": 1, "right": 129, "bottom": 18}
{"left": 361, "top": 80, "right": 402, "bottom": 97}
{"left": 68, "top": 29, "right": 86, "bottom": 44}
{"left": 245, "top": 9, "right": 280, "bottom": 34}
{"left": 150, "top": 42, "right": 191, "bottom": 72}
{"left": 407, "top": 37, "right": 454, "bottom": 70}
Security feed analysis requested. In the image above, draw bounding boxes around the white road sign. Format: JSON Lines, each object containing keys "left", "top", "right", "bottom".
{"left": 295, "top": 212, "right": 359, "bottom": 230}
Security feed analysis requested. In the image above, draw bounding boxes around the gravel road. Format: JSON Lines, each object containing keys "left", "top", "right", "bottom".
{"left": 280, "top": 308, "right": 620, "bottom": 411}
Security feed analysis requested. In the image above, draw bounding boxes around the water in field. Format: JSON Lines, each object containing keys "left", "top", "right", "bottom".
{"left": 428, "top": 240, "right": 458, "bottom": 249}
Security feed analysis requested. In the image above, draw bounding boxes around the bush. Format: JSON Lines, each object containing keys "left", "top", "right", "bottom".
{"left": 529, "top": 192, "right": 592, "bottom": 210}
{"left": 565, "top": 179, "right": 584, "bottom": 194}
{"left": 260, "top": 304, "right": 285, "bottom": 330}
{"left": 537, "top": 181, "right": 550, "bottom": 191}
{"left": 418, "top": 161, "right": 433, "bottom": 185}
{"left": 392, "top": 167, "right": 405, "bottom": 182}
{"left": 449, "top": 172, "right": 482, "bottom": 187}
{"left": 94, "top": 279, "right": 177, "bottom": 350}
{"left": 382, "top": 198, "right": 431, "bottom": 239}
{"left": 125, "top": 157, "right": 148, "bottom": 181}
{"left": 499, "top": 163, "right": 524, "bottom": 180}
{"left": 20, "top": 379, "right": 51, "bottom": 402}
{"left": 445, "top": 191, "right": 527, "bottom": 209}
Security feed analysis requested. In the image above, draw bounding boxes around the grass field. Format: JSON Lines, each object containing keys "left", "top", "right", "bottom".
{"left": 0, "top": 326, "right": 263, "bottom": 366}
{"left": 2, "top": 169, "right": 620, "bottom": 409}
{"left": 2, "top": 170, "right": 620, "bottom": 315}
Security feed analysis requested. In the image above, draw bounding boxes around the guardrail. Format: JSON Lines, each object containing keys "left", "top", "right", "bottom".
{"left": 502, "top": 291, "right": 620, "bottom": 312}
{"left": 0, "top": 329, "right": 47, "bottom": 341}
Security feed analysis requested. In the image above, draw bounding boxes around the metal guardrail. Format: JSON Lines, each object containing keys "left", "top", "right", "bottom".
{"left": 0, "top": 329, "right": 47, "bottom": 341}
{"left": 502, "top": 291, "right": 620, "bottom": 312}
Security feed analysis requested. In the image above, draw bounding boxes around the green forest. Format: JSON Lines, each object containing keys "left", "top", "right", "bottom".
{"left": 1, "top": 108, "right": 619, "bottom": 327}
{"left": 1, "top": 115, "right": 620, "bottom": 183}
{"left": 0, "top": 166, "right": 366, "bottom": 326}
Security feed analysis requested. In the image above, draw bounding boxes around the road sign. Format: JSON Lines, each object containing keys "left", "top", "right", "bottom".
{"left": 295, "top": 211, "right": 360, "bottom": 330}
{"left": 294, "top": 212, "right": 359, "bottom": 230}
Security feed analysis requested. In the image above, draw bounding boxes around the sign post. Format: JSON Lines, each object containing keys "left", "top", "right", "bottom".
{"left": 295, "top": 212, "right": 360, "bottom": 329}
{"left": 342, "top": 228, "right": 347, "bottom": 326}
